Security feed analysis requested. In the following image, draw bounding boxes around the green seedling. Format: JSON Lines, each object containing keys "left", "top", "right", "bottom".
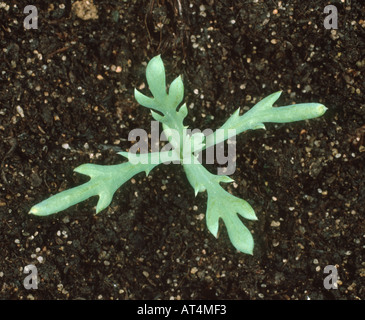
{"left": 30, "top": 55, "right": 327, "bottom": 254}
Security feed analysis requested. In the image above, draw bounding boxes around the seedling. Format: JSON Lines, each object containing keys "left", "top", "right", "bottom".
{"left": 29, "top": 55, "right": 327, "bottom": 254}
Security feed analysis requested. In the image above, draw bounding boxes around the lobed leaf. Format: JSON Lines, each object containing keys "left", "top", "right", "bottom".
{"left": 203, "top": 91, "right": 327, "bottom": 150}
{"left": 134, "top": 56, "right": 186, "bottom": 130}
{"left": 29, "top": 156, "right": 160, "bottom": 216}
{"left": 183, "top": 160, "right": 257, "bottom": 254}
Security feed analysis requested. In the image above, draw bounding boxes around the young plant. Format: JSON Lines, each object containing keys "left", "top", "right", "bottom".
{"left": 29, "top": 55, "right": 327, "bottom": 254}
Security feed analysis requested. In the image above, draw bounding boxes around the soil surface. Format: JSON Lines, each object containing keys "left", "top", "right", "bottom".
{"left": 1, "top": 0, "right": 364, "bottom": 300}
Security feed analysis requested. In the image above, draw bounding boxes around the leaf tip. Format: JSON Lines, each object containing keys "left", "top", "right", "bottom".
{"left": 253, "top": 123, "right": 266, "bottom": 130}
{"left": 29, "top": 204, "right": 49, "bottom": 216}
{"left": 28, "top": 206, "right": 38, "bottom": 215}
{"left": 243, "top": 247, "right": 254, "bottom": 255}
{"left": 317, "top": 104, "right": 328, "bottom": 116}
{"left": 151, "top": 110, "right": 164, "bottom": 122}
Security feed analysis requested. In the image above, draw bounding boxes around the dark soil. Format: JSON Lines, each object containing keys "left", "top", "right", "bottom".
{"left": 1, "top": 0, "right": 364, "bottom": 300}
